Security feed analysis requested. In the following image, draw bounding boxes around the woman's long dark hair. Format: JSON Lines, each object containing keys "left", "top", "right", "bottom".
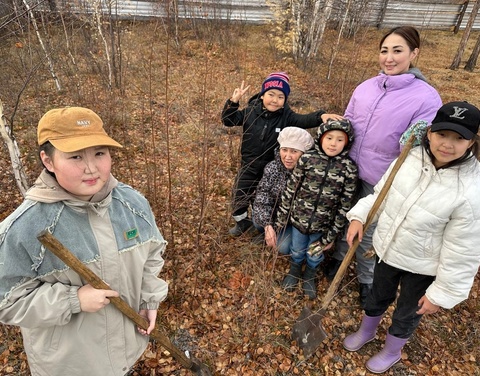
{"left": 423, "top": 130, "right": 479, "bottom": 169}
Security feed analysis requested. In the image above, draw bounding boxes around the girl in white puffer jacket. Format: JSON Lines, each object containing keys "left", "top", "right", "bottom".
{"left": 342, "top": 101, "right": 480, "bottom": 374}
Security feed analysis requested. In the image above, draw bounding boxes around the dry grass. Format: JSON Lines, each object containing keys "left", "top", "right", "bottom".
{"left": 0, "top": 17, "right": 479, "bottom": 375}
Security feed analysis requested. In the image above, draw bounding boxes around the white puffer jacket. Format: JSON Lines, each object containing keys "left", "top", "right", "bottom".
{"left": 347, "top": 146, "right": 480, "bottom": 309}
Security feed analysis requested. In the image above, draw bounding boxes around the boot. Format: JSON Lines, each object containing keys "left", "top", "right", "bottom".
{"left": 343, "top": 314, "right": 383, "bottom": 351}
{"left": 282, "top": 261, "right": 303, "bottom": 292}
{"left": 359, "top": 283, "right": 372, "bottom": 309}
{"left": 366, "top": 333, "right": 409, "bottom": 373}
{"left": 229, "top": 218, "right": 253, "bottom": 237}
{"left": 325, "top": 258, "right": 342, "bottom": 281}
{"left": 302, "top": 265, "right": 319, "bottom": 300}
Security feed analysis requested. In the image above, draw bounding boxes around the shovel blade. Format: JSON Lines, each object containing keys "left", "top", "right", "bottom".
{"left": 292, "top": 306, "right": 327, "bottom": 359}
{"left": 190, "top": 357, "right": 212, "bottom": 376}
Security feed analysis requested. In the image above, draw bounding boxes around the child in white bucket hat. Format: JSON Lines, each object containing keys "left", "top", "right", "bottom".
{"left": 253, "top": 127, "right": 314, "bottom": 252}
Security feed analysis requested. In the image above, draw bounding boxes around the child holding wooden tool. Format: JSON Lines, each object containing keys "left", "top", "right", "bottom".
{"left": 0, "top": 107, "right": 168, "bottom": 376}
{"left": 343, "top": 101, "right": 480, "bottom": 373}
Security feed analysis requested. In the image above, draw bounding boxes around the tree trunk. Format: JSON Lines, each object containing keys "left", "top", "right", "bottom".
{"left": 454, "top": 0, "right": 469, "bottom": 34}
{"left": 22, "top": 0, "right": 62, "bottom": 91}
{"left": 0, "top": 100, "right": 29, "bottom": 197}
{"left": 450, "top": 0, "right": 480, "bottom": 70}
{"left": 327, "top": 0, "right": 353, "bottom": 79}
{"left": 92, "top": 0, "right": 113, "bottom": 90}
{"left": 377, "top": 0, "right": 389, "bottom": 28}
{"left": 306, "top": 0, "right": 335, "bottom": 62}
{"left": 465, "top": 32, "right": 480, "bottom": 71}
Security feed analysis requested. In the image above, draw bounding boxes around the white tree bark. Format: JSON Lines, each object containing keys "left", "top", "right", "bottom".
{"left": 306, "top": 0, "right": 334, "bottom": 61}
{"left": 0, "top": 100, "right": 30, "bottom": 197}
{"left": 92, "top": 0, "right": 113, "bottom": 89}
{"left": 291, "top": 0, "right": 334, "bottom": 64}
{"left": 22, "top": 0, "right": 62, "bottom": 91}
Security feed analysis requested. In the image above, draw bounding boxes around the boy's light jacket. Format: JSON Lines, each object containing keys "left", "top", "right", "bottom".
{"left": 0, "top": 171, "right": 168, "bottom": 376}
{"left": 276, "top": 121, "right": 358, "bottom": 245}
{"left": 347, "top": 147, "right": 480, "bottom": 309}
{"left": 346, "top": 68, "right": 442, "bottom": 186}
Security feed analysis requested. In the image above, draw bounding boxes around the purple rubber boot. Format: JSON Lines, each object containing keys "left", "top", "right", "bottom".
{"left": 366, "top": 333, "right": 409, "bottom": 373}
{"left": 343, "top": 314, "right": 383, "bottom": 351}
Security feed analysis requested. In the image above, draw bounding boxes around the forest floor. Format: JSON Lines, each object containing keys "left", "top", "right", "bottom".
{"left": 0, "top": 19, "right": 479, "bottom": 375}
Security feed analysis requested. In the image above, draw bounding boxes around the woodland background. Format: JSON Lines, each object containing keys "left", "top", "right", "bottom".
{"left": 0, "top": 3, "right": 480, "bottom": 375}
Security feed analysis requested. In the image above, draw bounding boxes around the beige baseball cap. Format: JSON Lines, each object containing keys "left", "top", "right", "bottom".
{"left": 37, "top": 107, "right": 123, "bottom": 152}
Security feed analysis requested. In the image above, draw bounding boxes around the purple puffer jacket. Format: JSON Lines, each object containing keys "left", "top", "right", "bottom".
{"left": 346, "top": 68, "right": 442, "bottom": 185}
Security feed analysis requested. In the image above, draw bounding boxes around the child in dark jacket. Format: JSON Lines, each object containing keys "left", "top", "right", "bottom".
{"left": 276, "top": 119, "right": 358, "bottom": 299}
{"left": 222, "top": 72, "right": 342, "bottom": 236}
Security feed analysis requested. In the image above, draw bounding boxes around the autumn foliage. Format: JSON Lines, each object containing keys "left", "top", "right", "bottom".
{"left": 0, "top": 17, "right": 479, "bottom": 375}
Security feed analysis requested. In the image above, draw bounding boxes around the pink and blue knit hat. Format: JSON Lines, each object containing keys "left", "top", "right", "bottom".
{"left": 260, "top": 72, "right": 290, "bottom": 99}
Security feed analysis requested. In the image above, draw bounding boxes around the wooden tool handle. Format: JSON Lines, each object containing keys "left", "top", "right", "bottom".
{"left": 37, "top": 230, "right": 194, "bottom": 369}
{"left": 320, "top": 133, "right": 416, "bottom": 310}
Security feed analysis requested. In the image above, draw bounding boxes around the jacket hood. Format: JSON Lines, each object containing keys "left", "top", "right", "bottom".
{"left": 316, "top": 119, "right": 355, "bottom": 154}
{"left": 379, "top": 67, "right": 428, "bottom": 83}
{"left": 408, "top": 67, "right": 428, "bottom": 82}
{"left": 25, "top": 169, "right": 118, "bottom": 208}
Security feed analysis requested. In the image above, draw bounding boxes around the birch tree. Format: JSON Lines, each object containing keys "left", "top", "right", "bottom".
{"left": 291, "top": 0, "right": 335, "bottom": 64}
{"left": 92, "top": 0, "right": 114, "bottom": 89}
{"left": 21, "top": 0, "right": 62, "bottom": 91}
{"left": 450, "top": 0, "right": 480, "bottom": 70}
{"left": 0, "top": 100, "right": 29, "bottom": 196}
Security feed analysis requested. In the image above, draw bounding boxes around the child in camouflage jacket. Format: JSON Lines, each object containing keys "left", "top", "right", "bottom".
{"left": 276, "top": 119, "right": 358, "bottom": 299}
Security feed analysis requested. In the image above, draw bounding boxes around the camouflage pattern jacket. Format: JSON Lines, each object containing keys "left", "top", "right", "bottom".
{"left": 276, "top": 120, "right": 358, "bottom": 245}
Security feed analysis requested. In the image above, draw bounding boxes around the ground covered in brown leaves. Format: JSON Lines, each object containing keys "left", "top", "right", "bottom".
{"left": 0, "top": 18, "right": 479, "bottom": 376}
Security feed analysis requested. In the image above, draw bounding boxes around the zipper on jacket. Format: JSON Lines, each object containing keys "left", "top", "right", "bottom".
{"left": 306, "top": 158, "right": 332, "bottom": 232}
{"left": 260, "top": 123, "right": 267, "bottom": 141}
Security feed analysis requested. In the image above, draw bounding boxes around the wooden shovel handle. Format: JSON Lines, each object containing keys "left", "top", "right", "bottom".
{"left": 37, "top": 230, "right": 195, "bottom": 370}
{"left": 320, "top": 133, "right": 416, "bottom": 310}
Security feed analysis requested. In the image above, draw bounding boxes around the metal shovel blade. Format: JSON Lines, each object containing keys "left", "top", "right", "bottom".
{"left": 190, "top": 358, "right": 212, "bottom": 376}
{"left": 291, "top": 306, "right": 327, "bottom": 359}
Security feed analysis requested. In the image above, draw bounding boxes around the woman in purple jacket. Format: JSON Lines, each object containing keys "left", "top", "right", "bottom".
{"left": 326, "top": 26, "right": 443, "bottom": 308}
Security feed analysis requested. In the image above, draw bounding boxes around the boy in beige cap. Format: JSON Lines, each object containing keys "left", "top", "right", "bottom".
{"left": 0, "top": 107, "right": 168, "bottom": 376}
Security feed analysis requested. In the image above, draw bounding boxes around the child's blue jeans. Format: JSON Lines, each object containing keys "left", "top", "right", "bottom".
{"left": 276, "top": 225, "right": 292, "bottom": 255}
{"left": 290, "top": 227, "right": 324, "bottom": 269}
{"left": 252, "top": 220, "right": 292, "bottom": 255}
